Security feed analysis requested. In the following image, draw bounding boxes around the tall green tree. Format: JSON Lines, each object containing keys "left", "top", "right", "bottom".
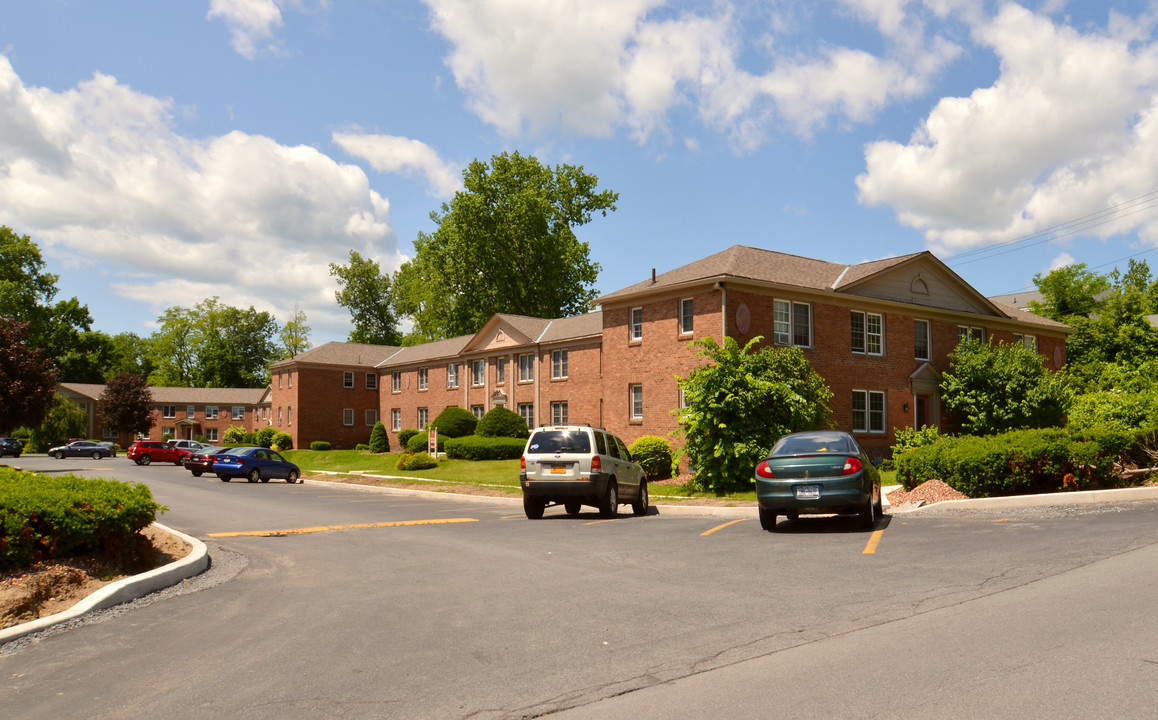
{"left": 0, "top": 226, "right": 103, "bottom": 381}
{"left": 30, "top": 394, "right": 89, "bottom": 451}
{"left": 329, "top": 250, "right": 402, "bottom": 345}
{"left": 673, "top": 337, "right": 833, "bottom": 494}
{"left": 940, "top": 339, "right": 1071, "bottom": 435}
{"left": 279, "top": 304, "right": 311, "bottom": 358}
{"left": 0, "top": 317, "right": 56, "bottom": 434}
{"left": 1029, "top": 262, "right": 1110, "bottom": 321}
{"left": 100, "top": 374, "right": 154, "bottom": 437}
{"left": 1063, "top": 259, "right": 1158, "bottom": 371}
{"left": 147, "top": 298, "right": 279, "bottom": 388}
{"left": 392, "top": 151, "right": 617, "bottom": 340}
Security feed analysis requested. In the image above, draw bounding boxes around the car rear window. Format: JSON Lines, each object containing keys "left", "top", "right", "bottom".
{"left": 772, "top": 435, "right": 853, "bottom": 456}
{"left": 528, "top": 430, "right": 591, "bottom": 454}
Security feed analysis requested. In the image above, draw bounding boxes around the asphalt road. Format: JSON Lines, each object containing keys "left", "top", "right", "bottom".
{"left": 3, "top": 456, "right": 1158, "bottom": 719}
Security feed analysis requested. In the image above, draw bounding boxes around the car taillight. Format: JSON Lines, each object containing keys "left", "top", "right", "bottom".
{"left": 842, "top": 457, "right": 863, "bottom": 475}
{"left": 520, "top": 456, "right": 526, "bottom": 470}
{"left": 755, "top": 460, "right": 774, "bottom": 478}
{"left": 591, "top": 455, "right": 602, "bottom": 472}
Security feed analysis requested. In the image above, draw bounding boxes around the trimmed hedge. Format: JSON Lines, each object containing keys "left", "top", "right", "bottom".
{"left": 893, "top": 427, "right": 1141, "bottom": 497}
{"left": 0, "top": 467, "right": 165, "bottom": 571}
{"left": 628, "top": 435, "right": 673, "bottom": 478}
{"left": 256, "top": 426, "right": 277, "bottom": 448}
{"left": 431, "top": 406, "right": 477, "bottom": 438}
{"left": 445, "top": 435, "right": 526, "bottom": 461}
{"left": 397, "top": 428, "right": 420, "bottom": 448}
{"left": 310, "top": 441, "right": 332, "bottom": 451}
{"left": 407, "top": 431, "right": 445, "bottom": 454}
{"left": 396, "top": 452, "right": 439, "bottom": 471}
{"left": 369, "top": 421, "right": 389, "bottom": 453}
{"left": 272, "top": 432, "right": 293, "bottom": 451}
{"left": 476, "top": 406, "right": 530, "bottom": 439}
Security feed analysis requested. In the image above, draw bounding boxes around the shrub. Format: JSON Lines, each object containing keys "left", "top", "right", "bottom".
{"left": 628, "top": 436, "right": 673, "bottom": 478}
{"left": 476, "top": 406, "right": 530, "bottom": 439}
{"left": 0, "top": 467, "right": 165, "bottom": 571}
{"left": 161, "top": 433, "right": 174, "bottom": 443}
{"left": 431, "top": 406, "right": 478, "bottom": 438}
{"left": 445, "top": 435, "right": 526, "bottom": 460}
{"left": 222, "top": 425, "right": 247, "bottom": 444}
{"left": 407, "top": 431, "right": 445, "bottom": 454}
{"left": 355, "top": 443, "right": 370, "bottom": 451}
{"left": 272, "top": 432, "right": 293, "bottom": 451}
{"left": 256, "top": 426, "right": 278, "bottom": 448}
{"left": 369, "top": 421, "right": 389, "bottom": 453}
{"left": 242, "top": 432, "right": 258, "bottom": 445}
{"left": 396, "top": 452, "right": 439, "bottom": 471}
{"left": 397, "top": 428, "right": 420, "bottom": 448}
{"left": 891, "top": 425, "right": 941, "bottom": 456}
{"left": 310, "top": 441, "right": 332, "bottom": 451}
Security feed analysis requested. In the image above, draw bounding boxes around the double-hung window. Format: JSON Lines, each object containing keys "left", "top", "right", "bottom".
{"left": 773, "top": 299, "right": 811, "bottom": 347}
{"left": 392, "top": 371, "right": 401, "bottom": 393}
{"left": 551, "top": 401, "right": 568, "bottom": 425}
{"left": 680, "top": 298, "right": 694, "bottom": 335}
{"left": 366, "top": 373, "right": 377, "bottom": 390}
{"left": 958, "top": 325, "right": 985, "bottom": 344}
{"left": 1013, "top": 333, "right": 1038, "bottom": 351}
{"left": 205, "top": 405, "right": 219, "bottom": 420}
{"left": 471, "top": 405, "right": 485, "bottom": 419}
{"left": 391, "top": 408, "right": 402, "bottom": 431}
{"left": 852, "top": 390, "right": 886, "bottom": 433}
{"left": 343, "top": 409, "right": 355, "bottom": 426}
{"left": 232, "top": 406, "right": 245, "bottom": 420}
{"left": 630, "top": 307, "right": 643, "bottom": 341}
{"left": 343, "top": 372, "right": 354, "bottom": 389}
{"left": 471, "top": 359, "right": 486, "bottom": 386}
{"left": 162, "top": 405, "right": 176, "bottom": 419}
{"left": 418, "top": 367, "right": 429, "bottom": 391}
{"left": 447, "top": 363, "right": 459, "bottom": 389}
{"left": 551, "top": 350, "right": 568, "bottom": 379}
{"left": 518, "top": 403, "right": 534, "bottom": 428}
{"left": 850, "top": 311, "right": 883, "bottom": 355}
{"left": 418, "top": 407, "right": 428, "bottom": 429}
{"left": 496, "top": 357, "right": 506, "bottom": 384}
{"left": 914, "top": 320, "right": 931, "bottom": 361}
{"left": 630, "top": 384, "right": 643, "bottom": 420}
{"left": 518, "top": 353, "right": 534, "bottom": 382}
{"left": 365, "top": 410, "right": 377, "bottom": 426}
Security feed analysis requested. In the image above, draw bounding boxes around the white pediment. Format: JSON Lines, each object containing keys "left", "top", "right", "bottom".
{"left": 842, "top": 257, "right": 1000, "bottom": 317}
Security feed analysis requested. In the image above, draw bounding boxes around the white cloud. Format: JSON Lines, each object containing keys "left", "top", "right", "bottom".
{"left": 423, "top": 0, "right": 955, "bottom": 148}
{"left": 856, "top": 4, "right": 1158, "bottom": 254}
{"left": 1048, "top": 252, "right": 1076, "bottom": 272}
{"left": 333, "top": 132, "right": 462, "bottom": 198}
{"left": 0, "top": 55, "right": 397, "bottom": 339}
{"left": 206, "top": 0, "right": 330, "bottom": 59}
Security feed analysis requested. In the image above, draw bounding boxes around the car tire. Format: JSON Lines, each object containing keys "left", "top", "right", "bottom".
{"left": 873, "top": 490, "right": 883, "bottom": 518}
{"left": 140, "top": 455, "right": 152, "bottom": 466}
{"left": 248, "top": 469, "right": 261, "bottom": 483}
{"left": 564, "top": 500, "right": 581, "bottom": 515}
{"left": 599, "top": 480, "right": 618, "bottom": 518}
{"left": 92, "top": 451, "right": 101, "bottom": 460}
{"left": 523, "top": 495, "right": 546, "bottom": 519}
{"left": 631, "top": 482, "right": 649, "bottom": 517}
{"left": 759, "top": 507, "right": 777, "bottom": 531}
{"left": 53, "top": 450, "right": 64, "bottom": 459}
{"left": 220, "top": 475, "right": 230, "bottom": 482}
{"left": 859, "top": 495, "right": 876, "bottom": 529}
{"left": 192, "top": 470, "right": 203, "bottom": 477}
{"left": 287, "top": 470, "right": 299, "bottom": 484}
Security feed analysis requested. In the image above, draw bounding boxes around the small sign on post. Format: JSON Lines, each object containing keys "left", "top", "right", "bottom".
{"left": 428, "top": 427, "right": 437, "bottom": 455}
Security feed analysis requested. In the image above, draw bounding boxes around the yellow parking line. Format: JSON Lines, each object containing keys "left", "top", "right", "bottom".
{"left": 584, "top": 518, "right": 621, "bottom": 525}
{"left": 862, "top": 529, "right": 885, "bottom": 554}
{"left": 701, "top": 518, "right": 748, "bottom": 536}
{"left": 208, "top": 517, "right": 477, "bottom": 537}
{"left": 500, "top": 514, "right": 525, "bottom": 519}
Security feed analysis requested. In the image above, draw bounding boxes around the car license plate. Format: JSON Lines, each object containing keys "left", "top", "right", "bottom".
{"left": 794, "top": 485, "right": 820, "bottom": 500}
{"left": 550, "top": 464, "right": 566, "bottom": 474}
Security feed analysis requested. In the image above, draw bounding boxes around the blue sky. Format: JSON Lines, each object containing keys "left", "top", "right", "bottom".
{"left": 4, "top": 1, "right": 1158, "bottom": 346}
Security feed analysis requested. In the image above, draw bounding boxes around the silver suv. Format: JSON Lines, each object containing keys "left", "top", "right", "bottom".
{"left": 520, "top": 425, "right": 647, "bottom": 519}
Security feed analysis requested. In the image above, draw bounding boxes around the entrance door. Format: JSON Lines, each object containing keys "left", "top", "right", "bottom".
{"left": 915, "top": 396, "right": 929, "bottom": 428}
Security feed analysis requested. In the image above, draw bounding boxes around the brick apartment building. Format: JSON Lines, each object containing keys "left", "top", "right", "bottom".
{"left": 269, "top": 245, "right": 1070, "bottom": 456}
{"left": 57, "top": 383, "right": 271, "bottom": 447}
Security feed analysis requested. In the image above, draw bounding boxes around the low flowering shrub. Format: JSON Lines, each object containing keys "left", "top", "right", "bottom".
{"left": 0, "top": 467, "right": 166, "bottom": 571}
{"left": 445, "top": 435, "right": 526, "bottom": 460}
{"left": 396, "top": 452, "right": 439, "bottom": 471}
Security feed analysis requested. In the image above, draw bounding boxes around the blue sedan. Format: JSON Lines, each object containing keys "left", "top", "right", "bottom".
{"left": 212, "top": 447, "right": 301, "bottom": 484}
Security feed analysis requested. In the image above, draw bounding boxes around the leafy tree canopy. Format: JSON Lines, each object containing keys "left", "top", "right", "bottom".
{"left": 100, "top": 374, "right": 154, "bottom": 437}
{"left": 940, "top": 339, "right": 1071, "bottom": 435}
{"left": 148, "top": 298, "right": 279, "bottom": 388}
{"left": 1029, "top": 262, "right": 1110, "bottom": 321}
{"left": 392, "top": 151, "right": 617, "bottom": 340}
{"left": 0, "top": 317, "right": 56, "bottom": 434}
{"left": 1056, "top": 259, "right": 1158, "bottom": 370}
{"left": 279, "top": 304, "right": 312, "bottom": 358}
{"left": 329, "top": 250, "right": 401, "bottom": 346}
{"left": 30, "top": 394, "right": 89, "bottom": 452}
{"left": 674, "top": 337, "right": 833, "bottom": 494}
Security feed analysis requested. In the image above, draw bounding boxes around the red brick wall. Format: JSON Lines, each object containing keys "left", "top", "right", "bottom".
{"left": 271, "top": 366, "right": 381, "bottom": 449}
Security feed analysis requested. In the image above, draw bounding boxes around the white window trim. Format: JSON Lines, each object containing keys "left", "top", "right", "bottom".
{"left": 343, "top": 371, "right": 354, "bottom": 389}
{"left": 496, "top": 357, "right": 506, "bottom": 385}
{"left": 851, "top": 310, "right": 884, "bottom": 356}
{"left": 630, "top": 307, "right": 643, "bottom": 341}
{"left": 773, "top": 299, "right": 812, "bottom": 347}
{"left": 391, "top": 408, "right": 402, "bottom": 432}
{"left": 914, "top": 319, "right": 931, "bottom": 361}
{"left": 342, "top": 408, "right": 354, "bottom": 426}
{"left": 518, "top": 353, "right": 534, "bottom": 382}
{"left": 366, "top": 373, "right": 377, "bottom": 390}
{"left": 680, "top": 298, "right": 694, "bottom": 335}
{"left": 471, "top": 359, "right": 486, "bottom": 387}
{"left": 551, "top": 350, "right": 568, "bottom": 380}
{"left": 447, "top": 362, "right": 459, "bottom": 389}
{"left": 551, "top": 401, "right": 568, "bottom": 425}
{"left": 958, "top": 325, "right": 985, "bottom": 344}
{"left": 630, "top": 384, "right": 643, "bottom": 420}
{"left": 851, "top": 389, "right": 886, "bottom": 434}
{"left": 418, "top": 367, "right": 429, "bottom": 391}
{"left": 392, "top": 371, "right": 402, "bottom": 393}
{"left": 365, "top": 409, "right": 377, "bottom": 427}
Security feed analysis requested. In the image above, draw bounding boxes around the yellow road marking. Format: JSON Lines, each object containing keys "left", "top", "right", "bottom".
{"left": 208, "top": 517, "right": 477, "bottom": 537}
{"left": 584, "top": 518, "right": 621, "bottom": 525}
{"left": 500, "top": 514, "right": 524, "bottom": 519}
{"left": 701, "top": 518, "right": 748, "bottom": 536}
{"left": 862, "top": 529, "right": 885, "bottom": 554}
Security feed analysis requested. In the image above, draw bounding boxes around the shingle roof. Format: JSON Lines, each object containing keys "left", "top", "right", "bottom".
{"left": 492, "top": 314, "right": 553, "bottom": 341}
{"left": 376, "top": 335, "right": 474, "bottom": 368}
{"left": 58, "top": 383, "right": 269, "bottom": 404}
{"left": 270, "top": 341, "right": 399, "bottom": 369}
{"left": 988, "top": 300, "right": 1071, "bottom": 330}
{"left": 537, "top": 312, "right": 603, "bottom": 343}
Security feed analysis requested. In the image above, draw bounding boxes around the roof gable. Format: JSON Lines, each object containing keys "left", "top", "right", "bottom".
{"left": 460, "top": 315, "right": 549, "bottom": 354}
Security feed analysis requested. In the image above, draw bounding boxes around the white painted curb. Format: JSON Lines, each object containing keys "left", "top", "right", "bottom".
{"left": 0, "top": 522, "right": 209, "bottom": 645}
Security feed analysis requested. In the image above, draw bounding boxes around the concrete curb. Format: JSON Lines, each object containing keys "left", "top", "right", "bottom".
{"left": 0, "top": 522, "right": 209, "bottom": 645}
{"left": 891, "top": 484, "right": 1158, "bottom": 513}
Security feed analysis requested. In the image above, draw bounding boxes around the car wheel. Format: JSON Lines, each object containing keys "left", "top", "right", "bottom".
{"left": 631, "top": 482, "right": 649, "bottom": 517}
{"left": 92, "top": 451, "right": 101, "bottom": 460}
{"left": 523, "top": 495, "right": 545, "bottom": 519}
{"left": 175, "top": 458, "right": 185, "bottom": 466}
{"left": 563, "top": 500, "right": 581, "bottom": 515}
{"left": 220, "top": 475, "right": 230, "bottom": 482}
{"left": 859, "top": 495, "right": 876, "bottom": 529}
{"left": 248, "top": 469, "right": 261, "bottom": 483}
{"left": 140, "top": 455, "right": 152, "bottom": 466}
{"left": 599, "top": 480, "right": 618, "bottom": 518}
{"left": 759, "top": 507, "right": 777, "bottom": 531}
{"left": 287, "top": 470, "right": 299, "bottom": 484}
{"left": 192, "top": 470, "right": 203, "bottom": 477}
{"left": 874, "top": 489, "right": 883, "bottom": 518}
{"left": 53, "top": 450, "right": 64, "bottom": 459}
